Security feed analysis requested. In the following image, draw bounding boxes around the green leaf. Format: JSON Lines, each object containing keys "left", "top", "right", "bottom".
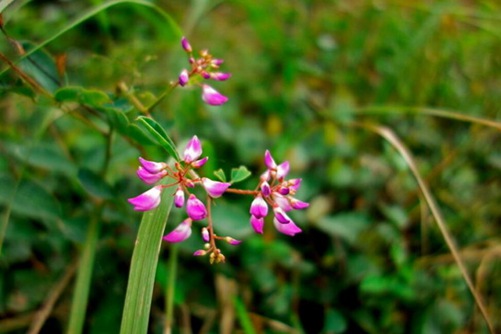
{"left": 54, "top": 86, "right": 110, "bottom": 107}
{"left": 213, "top": 169, "right": 226, "bottom": 182}
{"left": 230, "top": 166, "right": 252, "bottom": 184}
{"left": 135, "top": 116, "right": 180, "bottom": 161}
{"left": 120, "top": 179, "right": 174, "bottom": 334}
{"left": 104, "top": 107, "right": 130, "bottom": 134}
{"left": 19, "top": 41, "right": 60, "bottom": 93}
{"left": 0, "top": 178, "right": 61, "bottom": 223}
{"left": 77, "top": 168, "right": 114, "bottom": 199}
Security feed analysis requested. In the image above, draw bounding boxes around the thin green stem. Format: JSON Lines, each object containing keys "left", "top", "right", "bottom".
{"left": 164, "top": 244, "right": 179, "bottom": 334}
{"left": 66, "top": 203, "right": 103, "bottom": 334}
{"left": 146, "top": 81, "right": 179, "bottom": 113}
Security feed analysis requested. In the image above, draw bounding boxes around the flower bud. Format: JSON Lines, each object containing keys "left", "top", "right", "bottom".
{"left": 181, "top": 37, "right": 192, "bottom": 53}
{"left": 186, "top": 194, "right": 207, "bottom": 220}
{"left": 178, "top": 69, "right": 189, "bottom": 86}
{"left": 183, "top": 135, "right": 202, "bottom": 163}
{"left": 174, "top": 187, "right": 185, "bottom": 208}
{"left": 202, "top": 177, "right": 231, "bottom": 198}
{"left": 201, "top": 84, "right": 228, "bottom": 106}
{"left": 163, "top": 219, "right": 192, "bottom": 243}
{"left": 250, "top": 195, "right": 268, "bottom": 218}
{"left": 128, "top": 185, "right": 162, "bottom": 211}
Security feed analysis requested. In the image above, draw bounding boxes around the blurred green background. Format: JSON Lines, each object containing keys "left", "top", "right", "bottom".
{"left": 0, "top": 0, "right": 500, "bottom": 333}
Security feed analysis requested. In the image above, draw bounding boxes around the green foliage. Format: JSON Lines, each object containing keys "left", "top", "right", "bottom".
{"left": 0, "top": 0, "right": 500, "bottom": 333}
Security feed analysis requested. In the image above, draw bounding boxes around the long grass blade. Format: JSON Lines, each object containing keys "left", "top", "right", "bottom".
{"left": 355, "top": 106, "right": 501, "bottom": 131}
{"left": 120, "top": 184, "right": 174, "bottom": 334}
{"left": 0, "top": 0, "right": 182, "bottom": 77}
{"left": 355, "top": 122, "right": 494, "bottom": 333}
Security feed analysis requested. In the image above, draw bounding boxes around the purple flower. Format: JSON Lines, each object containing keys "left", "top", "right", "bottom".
{"left": 250, "top": 195, "right": 268, "bottom": 218}
{"left": 225, "top": 237, "right": 242, "bottom": 245}
{"left": 193, "top": 249, "right": 207, "bottom": 256}
{"left": 186, "top": 194, "right": 207, "bottom": 220}
{"left": 139, "top": 157, "right": 167, "bottom": 173}
{"left": 211, "top": 59, "right": 224, "bottom": 67}
{"left": 181, "top": 36, "right": 192, "bottom": 53}
{"left": 201, "top": 227, "right": 210, "bottom": 242}
{"left": 128, "top": 185, "right": 162, "bottom": 211}
{"left": 273, "top": 206, "right": 292, "bottom": 224}
{"left": 273, "top": 217, "right": 302, "bottom": 236}
{"left": 201, "top": 84, "right": 228, "bottom": 106}
{"left": 183, "top": 135, "right": 202, "bottom": 163}
{"left": 261, "top": 181, "right": 271, "bottom": 197}
{"left": 210, "top": 72, "right": 231, "bottom": 81}
{"left": 250, "top": 216, "right": 264, "bottom": 234}
{"left": 174, "top": 187, "right": 185, "bottom": 208}
{"left": 179, "top": 69, "right": 189, "bottom": 86}
{"left": 202, "top": 177, "right": 231, "bottom": 198}
{"left": 276, "top": 161, "right": 290, "bottom": 179}
{"left": 191, "top": 156, "right": 209, "bottom": 168}
{"left": 264, "top": 150, "right": 276, "bottom": 170}
{"left": 163, "top": 219, "right": 192, "bottom": 243}
{"left": 290, "top": 198, "right": 309, "bottom": 210}
{"left": 136, "top": 166, "right": 166, "bottom": 184}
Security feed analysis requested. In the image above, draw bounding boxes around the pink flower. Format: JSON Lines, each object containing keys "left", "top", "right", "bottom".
{"left": 225, "top": 237, "right": 242, "bottom": 245}
{"left": 201, "top": 227, "right": 210, "bottom": 242}
{"left": 202, "top": 177, "right": 231, "bottom": 198}
{"left": 250, "top": 195, "right": 268, "bottom": 218}
{"left": 179, "top": 69, "right": 189, "bottom": 86}
{"left": 273, "top": 206, "right": 292, "bottom": 224}
{"left": 264, "top": 150, "right": 276, "bottom": 170}
{"left": 276, "top": 161, "right": 290, "bottom": 179}
{"left": 250, "top": 216, "right": 264, "bottom": 234}
{"left": 183, "top": 135, "right": 202, "bottom": 163}
{"left": 128, "top": 185, "right": 162, "bottom": 211}
{"left": 139, "top": 157, "right": 167, "bottom": 173}
{"left": 181, "top": 37, "right": 192, "bottom": 53}
{"left": 174, "top": 187, "right": 185, "bottom": 208}
{"left": 210, "top": 72, "right": 231, "bottom": 81}
{"left": 186, "top": 194, "right": 207, "bottom": 220}
{"left": 273, "top": 217, "right": 302, "bottom": 236}
{"left": 261, "top": 181, "right": 271, "bottom": 197}
{"left": 201, "top": 84, "right": 228, "bottom": 106}
{"left": 191, "top": 156, "right": 208, "bottom": 168}
{"left": 136, "top": 166, "right": 166, "bottom": 184}
{"left": 163, "top": 219, "right": 192, "bottom": 243}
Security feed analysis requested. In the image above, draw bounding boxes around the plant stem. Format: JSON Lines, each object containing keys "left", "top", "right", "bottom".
{"left": 66, "top": 204, "right": 103, "bottom": 334}
{"left": 164, "top": 244, "right": 179, "bottom": 334}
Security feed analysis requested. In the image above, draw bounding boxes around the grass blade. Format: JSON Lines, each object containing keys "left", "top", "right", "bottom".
{"left": 120, "top": 183, "right": 174, "bottom": 334}
{"left": 0, "top": 0, "right": 182, "bottom": 77}
{"left": 355, "top": 121, "right": 494, "bottom": 334}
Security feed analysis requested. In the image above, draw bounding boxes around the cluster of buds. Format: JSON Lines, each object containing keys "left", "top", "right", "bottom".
{"left": 128, "top": 136, "right": 239, "bottom": 263}
{"left": 128, "top": 136, "right": 309, "bottom": 263}
{"left": 178, "top": 37, "right": 230, "bottom": 106}
{"left": 249, "top": 150, "right": 309, "bottom": 236}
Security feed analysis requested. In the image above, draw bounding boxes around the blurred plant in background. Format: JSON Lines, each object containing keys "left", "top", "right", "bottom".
{"left": 0, "top": 0, "right": 500, "bottom": 333}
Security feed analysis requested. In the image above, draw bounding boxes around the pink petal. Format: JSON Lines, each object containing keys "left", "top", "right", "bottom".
{"left": 186, "top": 194, "right": 207, "bottom": 220}
{"left": 201, "top": 84, "right": 228, "bottom": 106}
{"left": 183, "top": 135, "right": 202, "bottom": 163}
{"left": 174, "top": 187, "right": 185, "bottom": 208}
{"left": 249, "top": 195, "right": 268, "bottom": 218}
{"left": 250, "top": 216, "right": 264, "bottom": 234}
{"left": 128, "top": 185, "right": 162, "bottom": 211}
{"left": 264, "top": 150, "right": 277, "bottom": 169}
{"left": 202, "top": 177, "right": 231, "bottom": 198}
{"left": 136, "top": 166, "right": 166, "bottom": 184}
{"left": 179, "top": 69, "right": 189, "bottom": 86}
{"left": 139, "top": 157, "right": 167, "bottom": 173}
{"left": 163, "top": 219, "right": 192, "bottom": 243}
{"left": 181, "top": 37, "right": 192, "bottom": 53}
{"left": 273, "top": 217, "right": 302, "bottom": 236}
{"left": 273, "top": 206, "right": 291, "bottom": 224}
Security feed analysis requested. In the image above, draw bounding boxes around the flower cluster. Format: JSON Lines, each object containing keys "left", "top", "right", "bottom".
{"left": 249, "top": 150, "right": 309, "bottom": 236}
{"left": 128, "top": 136, "right": 309, "bottom": 263}
{"left": 178, "top": 37, "right": 230, "bottom": 106}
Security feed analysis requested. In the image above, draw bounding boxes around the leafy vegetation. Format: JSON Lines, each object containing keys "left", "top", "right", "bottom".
{"left": 0, "top": 0, "right": 500, "bottom": 333}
